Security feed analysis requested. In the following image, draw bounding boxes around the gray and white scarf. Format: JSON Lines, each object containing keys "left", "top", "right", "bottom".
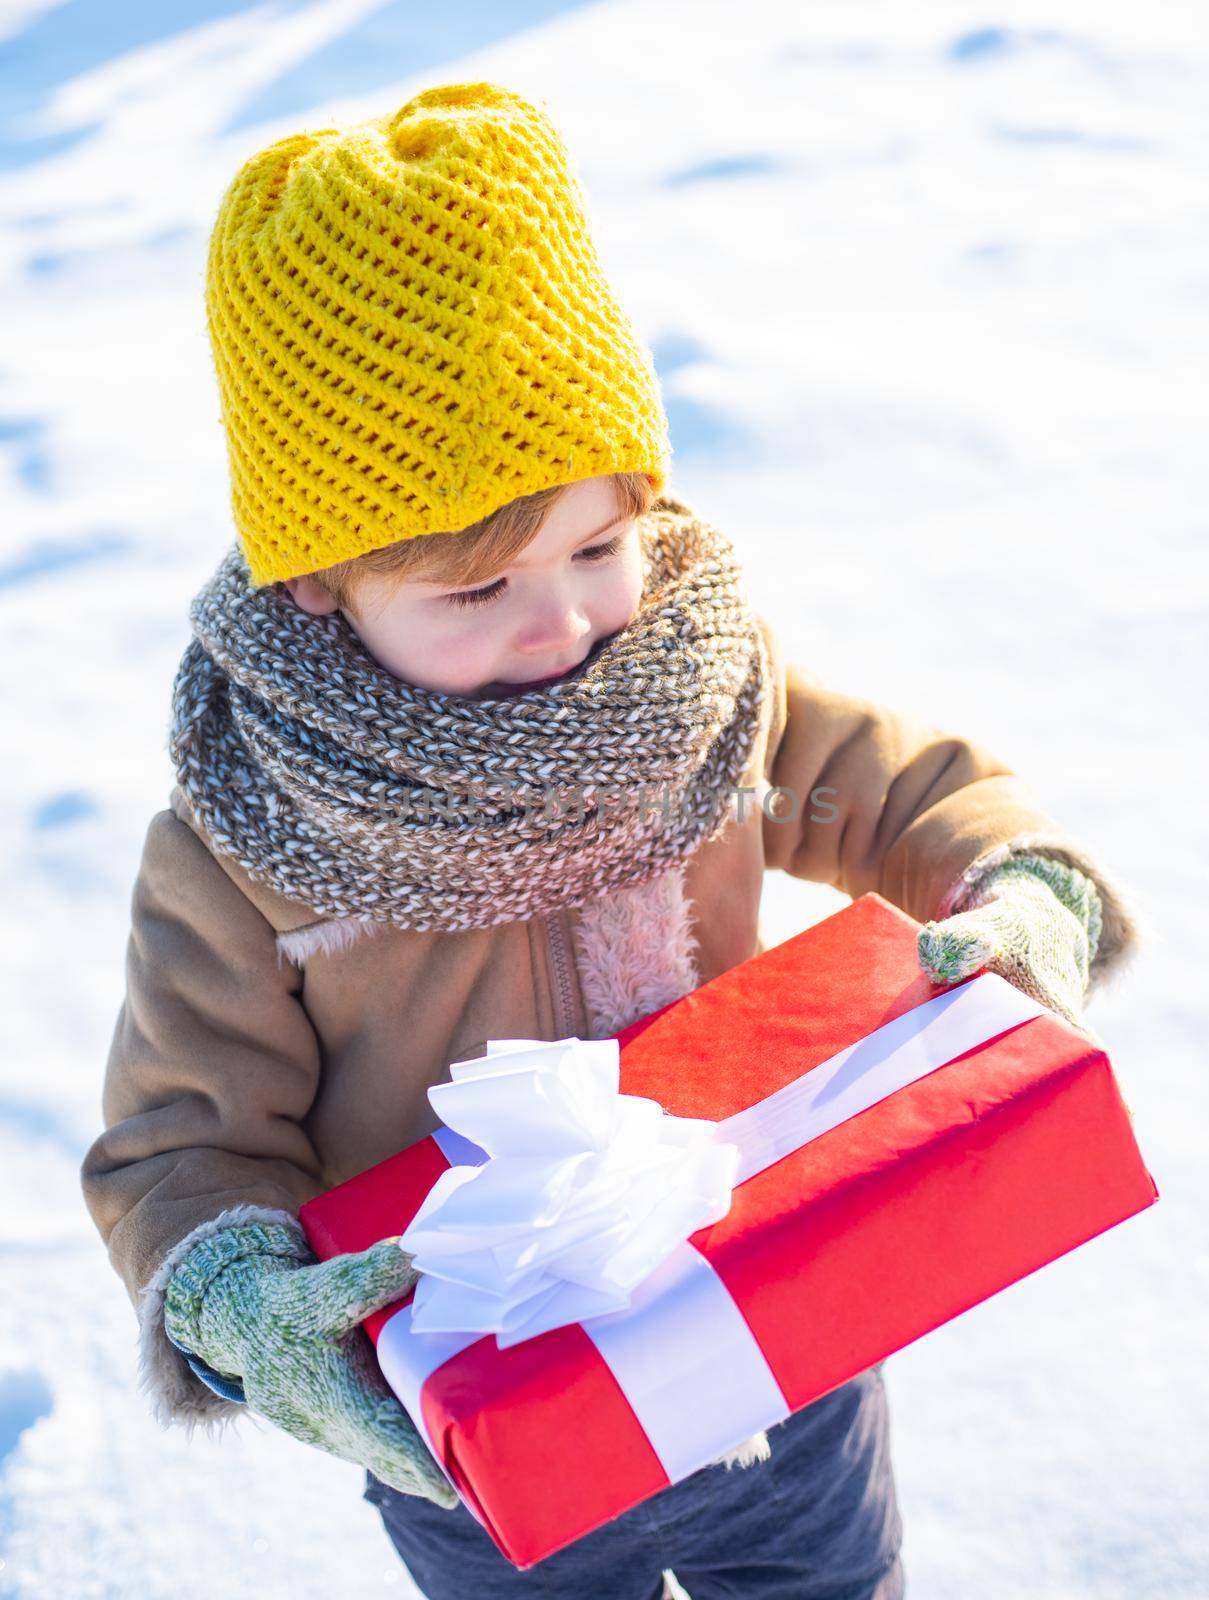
{"left": 168, "top": 496, "right": 768, "bottom": 933}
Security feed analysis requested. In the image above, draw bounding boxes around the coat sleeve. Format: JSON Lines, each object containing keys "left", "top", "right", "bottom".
{"left": 79, "top": 803, "right": 328, "bottom": 1434}
{"left": 757, "top": 620, "right": 1147, "bottom": 994}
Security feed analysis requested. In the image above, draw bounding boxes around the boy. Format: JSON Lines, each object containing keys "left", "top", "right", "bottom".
{"left": 82, "top": 82, "right": 1142, "bottom": 1598}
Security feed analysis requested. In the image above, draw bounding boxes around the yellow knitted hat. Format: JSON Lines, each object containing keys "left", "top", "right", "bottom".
{"left": 205, "top": 81, "right": 672, "bottom": 587}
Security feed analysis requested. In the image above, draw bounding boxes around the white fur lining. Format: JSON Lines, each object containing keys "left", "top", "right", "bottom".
{"left": 570, "top": 861, "right": 770, "bottom": 1471}
{"left": 276, "top": 915, "right": 384, "bottom": 969}
{"left": 137, "top": 1201, "right": 307, "bottom": 1436}
{"left": 570, "top": 858, "right": 703, "bottom": 1040}
{"left": 936, "top": 829, "right": 1155, "bottom": 1000}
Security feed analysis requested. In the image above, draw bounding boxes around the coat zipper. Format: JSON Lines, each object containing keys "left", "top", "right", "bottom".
{"left": 544, "top": 907, "right": 580, "bottom": 1039}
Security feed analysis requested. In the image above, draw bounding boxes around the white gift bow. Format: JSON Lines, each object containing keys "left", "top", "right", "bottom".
{"left": 399, "top": 1036, "right": 741, "bottom": 1348}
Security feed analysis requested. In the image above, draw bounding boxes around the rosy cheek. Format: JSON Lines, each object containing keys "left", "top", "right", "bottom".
{"left": 610, "top": 559, "right": 644, "bottom": 626}
{"left": 435, "top": 623, "right": 499, "bottom": 688}
{"left": 449, "top": 619, "right": 498, "bottom": 663}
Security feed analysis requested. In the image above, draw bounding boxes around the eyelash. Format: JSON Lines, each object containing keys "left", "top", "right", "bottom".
{"left": 443, "top": 533, "right": 626, "bottom": 610}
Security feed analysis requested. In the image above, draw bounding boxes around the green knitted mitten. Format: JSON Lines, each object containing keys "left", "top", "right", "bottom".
{"left": 163, "top": 1222, "right": 457, "bottom": 1507}
{"left": 917, "top": 852, "right": 1103, "bottom": 1031}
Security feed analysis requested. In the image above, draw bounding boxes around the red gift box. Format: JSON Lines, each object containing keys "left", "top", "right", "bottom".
{"left": 299, "top": 892, "right": 1158, "bottom": 1568}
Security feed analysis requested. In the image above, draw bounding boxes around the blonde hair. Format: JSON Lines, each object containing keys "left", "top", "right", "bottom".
{"left": 307, "top": 472, "right": 659, "bottom": 617}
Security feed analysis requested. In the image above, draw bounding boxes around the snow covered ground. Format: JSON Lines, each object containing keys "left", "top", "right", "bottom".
{"left": 0, "top": 1, "right": 1205, "bottom": 1594}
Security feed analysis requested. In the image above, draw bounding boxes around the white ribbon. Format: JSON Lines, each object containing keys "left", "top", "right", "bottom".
{"left": 401, "top": 1037, "right": 741, "bottom": 1347}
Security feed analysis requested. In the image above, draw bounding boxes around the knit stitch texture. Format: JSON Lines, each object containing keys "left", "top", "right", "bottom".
{"left": 917, "top": 851, "right": 1103, "bottom": 1032}
{"left": 205, "top": 80, "right": 671, "bottom": 585}
{"left": 163, "top": 1224, "right": 457, "bottom": 1505}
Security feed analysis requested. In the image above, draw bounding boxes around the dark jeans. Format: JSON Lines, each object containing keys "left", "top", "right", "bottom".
{"left": 363, "top": 1364, "right": 905, "bottom": 1599}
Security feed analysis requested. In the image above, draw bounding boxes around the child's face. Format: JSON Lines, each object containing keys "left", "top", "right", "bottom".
{"left": 284, "top": 476, "right": 646, "bottom": 699}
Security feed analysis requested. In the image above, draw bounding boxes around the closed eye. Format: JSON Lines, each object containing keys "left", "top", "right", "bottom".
{"left": 443, "top": 532, "right": 626, "bottom": 610}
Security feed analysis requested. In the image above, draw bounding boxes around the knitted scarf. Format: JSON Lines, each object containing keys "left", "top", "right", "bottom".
{"left": 168, "top": 498, "right": 768, "bottom": 934}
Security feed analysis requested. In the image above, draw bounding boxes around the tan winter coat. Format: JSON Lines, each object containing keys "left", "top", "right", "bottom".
{"left": 80, "top": 613, "right": 1141, "bottom": 1430}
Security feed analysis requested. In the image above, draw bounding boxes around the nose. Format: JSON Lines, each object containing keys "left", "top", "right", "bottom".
{"left": 515, "top": 597, "right": 593, "bottom": 659}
